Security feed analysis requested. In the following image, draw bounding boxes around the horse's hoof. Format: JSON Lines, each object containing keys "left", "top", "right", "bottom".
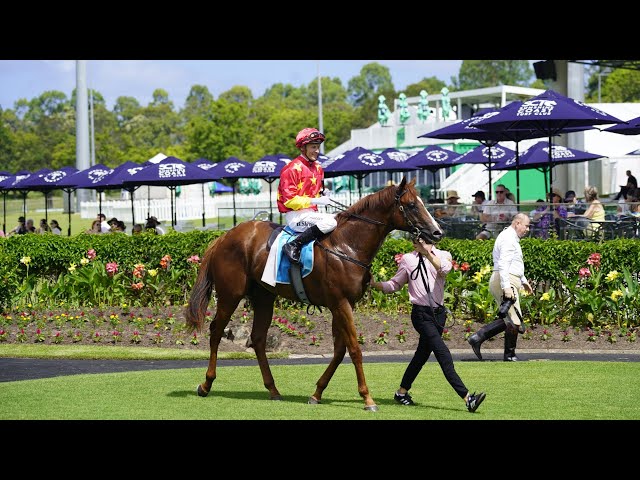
{"left": 271, "top": 395, "right": 283, "bottom": 401}
{"left": 197, "top": 384, "right": 209, "bottom": 397}
{"left": 364, "top": 404, "right": 379, "bottom": 412}
{"left": 308, "top": 396, "right": 321, "bottom": 404}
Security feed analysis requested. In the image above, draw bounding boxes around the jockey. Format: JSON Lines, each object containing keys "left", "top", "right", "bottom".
{"left": 277, "top": 127, "right": 337, "bottom": 265}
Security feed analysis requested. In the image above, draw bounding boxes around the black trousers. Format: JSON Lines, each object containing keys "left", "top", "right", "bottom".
{"left": 400, "top": 304, "right": 468, "bottom": 399}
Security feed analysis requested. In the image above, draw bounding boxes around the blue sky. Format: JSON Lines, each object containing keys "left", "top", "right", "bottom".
{"left": 0, "top": 60, "right": 464, "bottom": 111}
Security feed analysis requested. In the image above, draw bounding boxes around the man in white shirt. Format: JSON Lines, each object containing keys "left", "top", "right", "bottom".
{"left": 468, "top": 213, "right": 533, "bottom": 361}
{"left": 476, "top": 184, "right": 518, "bottom": 240}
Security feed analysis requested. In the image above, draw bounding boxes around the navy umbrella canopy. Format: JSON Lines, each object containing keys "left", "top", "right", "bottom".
{"left": 192, "top": 158, "right": 233, "bottom": 227}
{"left": 492, "top": 141, "right": 607, "bottom": 194}
{"left": 16, "top": 166, "right": 78, "bottom": 226}
{"left": 206, "top": 157, "right": 253, "bottom": 227}
{"left": 473, "top": 89, "right": 625, "bottom": 197}
{"left": 1, "top": 168, "right": 53, "bottom": 223}
{"left": 242, "top": 154, "right": 291, "bottom": 222}
{"left": 603, "top": 115, "right": 640, "bottom": 136}
{"left": 450, "top": 144, "right": 516, "bottom": 197}
{"left": 404, "top": 145, "right": 458, "bottom": 198}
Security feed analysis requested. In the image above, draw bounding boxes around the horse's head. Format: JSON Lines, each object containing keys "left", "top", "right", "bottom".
{"left": 393, "top": 177, "right": 443, "bottom": 244}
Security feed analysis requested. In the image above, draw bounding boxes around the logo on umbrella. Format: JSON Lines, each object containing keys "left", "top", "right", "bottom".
{"left": 519, "top": 99, "right": 557, "bottom": 116}
{"left": 358, "top": 153, "right": 384, "bottom": 167}
{"left": 386, "top": 151, "right": 411, "bottom": 162}
{"left": 224, "top": 162, "right": 245, "bottom": 173}
{"left": 426, "top": 151, "right": 452, "bottom": 163}
{"left": 88, "top": 169, "right": 113, "bottom": 184}
{"left": 159, "top": 164, "right": 187, "bottom": 178}
{"left": 43, "top": 171, "right": 68, "bottom": 183}
{"left": 252, "top": 161, "right": 278, "bottom": 174}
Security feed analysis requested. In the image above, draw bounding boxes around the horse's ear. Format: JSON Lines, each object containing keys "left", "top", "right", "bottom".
{"left": 398, "top": 177, "right": 407, "bottom": 190}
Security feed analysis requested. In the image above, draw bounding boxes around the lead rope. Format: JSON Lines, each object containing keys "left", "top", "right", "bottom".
{"left": 410, "top": 253, "right": 445, "bottom": 334}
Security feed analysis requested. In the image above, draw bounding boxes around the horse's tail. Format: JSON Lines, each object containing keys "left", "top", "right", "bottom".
{"left": 185, "top": 237, "right": 221, "bottom": 333}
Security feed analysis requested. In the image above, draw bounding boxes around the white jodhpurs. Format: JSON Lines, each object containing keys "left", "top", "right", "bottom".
{"left": 284, "top": 208, "right": 337, "bottom": 234}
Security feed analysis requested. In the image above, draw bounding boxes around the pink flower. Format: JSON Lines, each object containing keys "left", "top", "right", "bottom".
{"left": 460, "top": 262, "right": 471, "bottom": 271}
{"left": 451, "top": 260, "right": 459, "bottom": 271}
{"left": 187, "top": 255, "right": 201, "bottom": 264}
{"left": 105, "top": 262, "right": 119, "bottom": 276}
{"left": 131, "top": 282, "right": 144, "bottom": 290}
{"left": 579, "top": 267, "right": 591, "bottom": 278}
{"left": 587, "top": 253, "right": 601, "bottom": 268}
{"left": 87, "top": 249, "right": 97, "bottom": 260}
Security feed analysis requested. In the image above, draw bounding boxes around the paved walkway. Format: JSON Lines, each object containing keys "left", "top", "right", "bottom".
{"left": 2, "top": 349, "right": 640, "bottom": 382}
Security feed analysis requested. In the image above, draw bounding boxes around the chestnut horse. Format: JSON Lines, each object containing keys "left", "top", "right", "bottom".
{"left": 185, "top": 177, "right": 442, "bottom": 411}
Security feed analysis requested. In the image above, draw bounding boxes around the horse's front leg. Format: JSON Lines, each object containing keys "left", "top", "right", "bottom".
{"left": 309, "top": 321, "right": 346, "bottom": 404}
{"left": 314, "top": 302, "right": 378, "bottom": 411}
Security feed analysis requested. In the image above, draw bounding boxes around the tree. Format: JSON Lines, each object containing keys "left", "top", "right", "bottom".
{"left": 585, "top": 68, "right": 640, "bottom": 103}
{"left": 113, "top": 96, "right": 141, "bottom": 126}
{"left": 218, "top": 86, "right": 254, "bottom": 105}
{"left": 453, "top": 60, "right": 533, "bottom": 90}
{"left": 403, "top": 77, "right": 447, "bottom": 98}
{"left": 183, "top": 85, "right": 214, "bottom": 118}
{"left": 347, "top": 62, "right": 394, "bottom": 107}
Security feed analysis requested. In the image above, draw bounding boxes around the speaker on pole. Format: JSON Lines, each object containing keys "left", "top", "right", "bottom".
{"left": 533, "top": 60, "right": 557, "bottom": 81}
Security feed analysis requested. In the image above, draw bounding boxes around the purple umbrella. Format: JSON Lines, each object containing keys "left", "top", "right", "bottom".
{"left": 450, "top": 144, "right": 516, "bottom": 197}
{"left": 119, "top": 156, "right": 217, "bottom": 227}
{"left": 242, "top": 154, "right": 291, "bottom": 222}
{"left": 603, "top": 115, "right": 640, "bottom": 136}
{"left": 404, "top": 145, "right": 458, "bottom": 199}
{"left": 378, "top": 148, "right": 415, "bottom": 183}
{"left": 493, "top": 141, "right": 607, "bottom": 193}
{"left": 473, "top": 90, "right": 625, "bottom": 197}
{"left": 16, "top": 166, "right": 78, "bottom": 230}
{"left": 1, "top": 168, "right": 53, "bottom": 222}
{"left": 207, "top": 157, "right": 253, "bottom": 227}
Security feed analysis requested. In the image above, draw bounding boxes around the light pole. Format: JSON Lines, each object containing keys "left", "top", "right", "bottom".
{"left": 597, "top": 69, "right": 611, "bottom": 103}
{"left": 317, "top": 61, "right": 324, "bottom": 154}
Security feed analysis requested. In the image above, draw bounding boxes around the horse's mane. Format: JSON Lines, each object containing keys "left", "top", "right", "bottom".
{"left": 335, "top": 183, "right": 401, "bottom": 227}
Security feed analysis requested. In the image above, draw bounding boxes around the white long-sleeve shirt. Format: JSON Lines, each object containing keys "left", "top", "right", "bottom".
{"left": 493, "top": 226, "right": 529, "bottom": 290}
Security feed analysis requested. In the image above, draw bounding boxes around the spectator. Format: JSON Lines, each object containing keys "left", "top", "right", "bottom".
{"left": 530, "top": 187, "right": 568, "bottom": 239}
{"left": 7, "top": 216, "right": 28, "bottom": 236}
{"left": 435, "top": 190, "right": 464, "bottom": 218}
{"left": 564, "top": 190, "right": 587, "bottom": 216}
{"left": 470, "top": 190, "right": 486, "bottom": 219}
{"left": 476, "top": 184, "right": 518, "bottom": 240}
{"left": 97, "top": 213, "right": 111, "bottom": 233}
{"left": 145, "top": 216, "right": 165, "bottom": 235}
{"left": 50, "top": 219, "right": 62, "bottom": 235}
{"left": 582, "top": 185, "right": 606, "bottom": 239}
{"left": 112, "top": 220, "right": 127, "bottom": 233}
{"left": 132, "top": 223, "right": 143, "bottom": 235}
{"left": 614, "top": 170, "right": 638, "bottom": 200}
{"left": 38, "top": 218, "right": 51, "bottom": 234}
{"left": 86, "top": 219, "right": 102, "bottom": 234}
{"left": 25, "top": 219, "right": 36, "bottom": 233}
{"left": 107, "top": 217, "right": 119, "bottom": 231}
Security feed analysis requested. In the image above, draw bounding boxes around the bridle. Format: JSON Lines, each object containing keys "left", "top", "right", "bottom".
{"left": 316, "top": 184, "right": 428, "bottom": 269}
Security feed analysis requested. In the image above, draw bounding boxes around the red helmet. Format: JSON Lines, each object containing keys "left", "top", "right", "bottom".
{"left": 295, "top": 128, "right": 325, "bottom": 149}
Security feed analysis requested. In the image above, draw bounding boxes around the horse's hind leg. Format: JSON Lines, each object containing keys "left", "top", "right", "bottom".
{"left": 309, "top": 322, "right": 347, "bottom": 404}
{"left": 197, "top": 300, "right": 239, "bottom": 397}
{"left": 247, "top": 288, "right": 282, "bottom": 400}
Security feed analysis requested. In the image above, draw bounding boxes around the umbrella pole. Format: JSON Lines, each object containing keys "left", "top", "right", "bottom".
{"left": 147, "top": 185, "right": 150, "bottom": 219}
{"left": 432, "top": 170, "right": 437, "bottom": 200}
{"left": 232, "top": 182, "right": 237, "bottom": 227}
{"left": 515, "top": 142, "right": 521, "bottom": 205}
{"left": 548, "top": 134, "right": 553, "bottom": 197}
{"left": 268, "top": 180, "right": 273, "bottom": 222}
{"left": 130, "top": 188, "right": 135, "bottom": 226}
{"left": 201, "top": 184, "right": 206, "bottom": 227}
{"left": 98, "top": 190, "right": 102, "bottom": 219}
{"left": 2, "top": 192, "right": 6, "bottom": 234}
{"left": 22, "top": 191, "right": 27, "bottom": 219}
{"left": 67, "top": 189, "right": 73, "bottom": 237}
{"left": 44, "top": 191, "right": 48, "bottom": 224}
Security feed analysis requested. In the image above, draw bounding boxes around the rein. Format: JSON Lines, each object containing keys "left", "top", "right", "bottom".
{"left": 318, "top": 185, "right": 421, "bottom": 270}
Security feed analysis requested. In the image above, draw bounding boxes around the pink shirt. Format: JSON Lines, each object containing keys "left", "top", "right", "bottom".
{"left": 379, "top": 249, "right": 452, "bottom": 307}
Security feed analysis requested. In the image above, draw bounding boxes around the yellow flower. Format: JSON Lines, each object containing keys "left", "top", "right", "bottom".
{"left": 80, "top": 258, "right": 89, "bottom": 265}
{"left": 610, "top": 290, "right": 623, "bottom": 301}
{"left": 379, "top": 267, "right": 387, "bottom": 277}
{"left": 479, "top": 265, "right": 492, "bottom": 276}
{"left": 20, "top": 256, "right": 31, "bottom": 265}
{"left": 587, "top": 313, "right": 594, "bottom": 322}
{"left": 472, "top": 272, "right": 483, "bottom": 284}
{"left": 148, "top": 269, "right": 158, "bottom": 277}
{"left": 68, "top": 263, "right": 77, "bottom": 272}
{"left": 540, "top": 292, "right": 550, "bottom": 301}
{"left": 605, "top": 271, "right": 620, "bottom": 282}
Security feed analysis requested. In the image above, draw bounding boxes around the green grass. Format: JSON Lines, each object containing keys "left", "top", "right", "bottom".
{"left": 1, "top": 361, "right": 639, "bottom": 419}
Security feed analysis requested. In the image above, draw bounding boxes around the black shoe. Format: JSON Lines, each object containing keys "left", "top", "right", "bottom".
{"left": 466, "top": 392, "right": 486, "bottom": 413}
{"left": 394, "top": 391, "right": 414, "bottom": 406}
{"left": 504, "top": 355, "right": 520, "bottom": 362}
{"left": 468, "top": 333, "right": 483, "bottom": 361}
{"left": 283, "top": 242, "right": 302, "bottom": 264}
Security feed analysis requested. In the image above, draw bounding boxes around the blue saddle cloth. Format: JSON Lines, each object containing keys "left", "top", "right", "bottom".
{"left": 276, "top": 226, "right": 315, "bottom": 284}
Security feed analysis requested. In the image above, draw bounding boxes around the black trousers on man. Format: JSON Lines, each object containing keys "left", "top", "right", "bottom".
{"left": 400, "top": 304, "right": 468, "bottom": 399}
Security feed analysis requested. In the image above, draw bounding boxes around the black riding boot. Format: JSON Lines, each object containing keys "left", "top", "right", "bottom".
{"left": 467, "top": 319, "right": 506, "bottom": 361}
{"left": 503, "top": 324, "right": 519, "bottom": 361}
{"left": 283, "top": 225, "right": 323, "bottom": 265}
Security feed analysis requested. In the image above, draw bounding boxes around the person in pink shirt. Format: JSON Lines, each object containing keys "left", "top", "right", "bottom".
{"left": 370, "top": 236, "right": 486, "bottom": 413}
